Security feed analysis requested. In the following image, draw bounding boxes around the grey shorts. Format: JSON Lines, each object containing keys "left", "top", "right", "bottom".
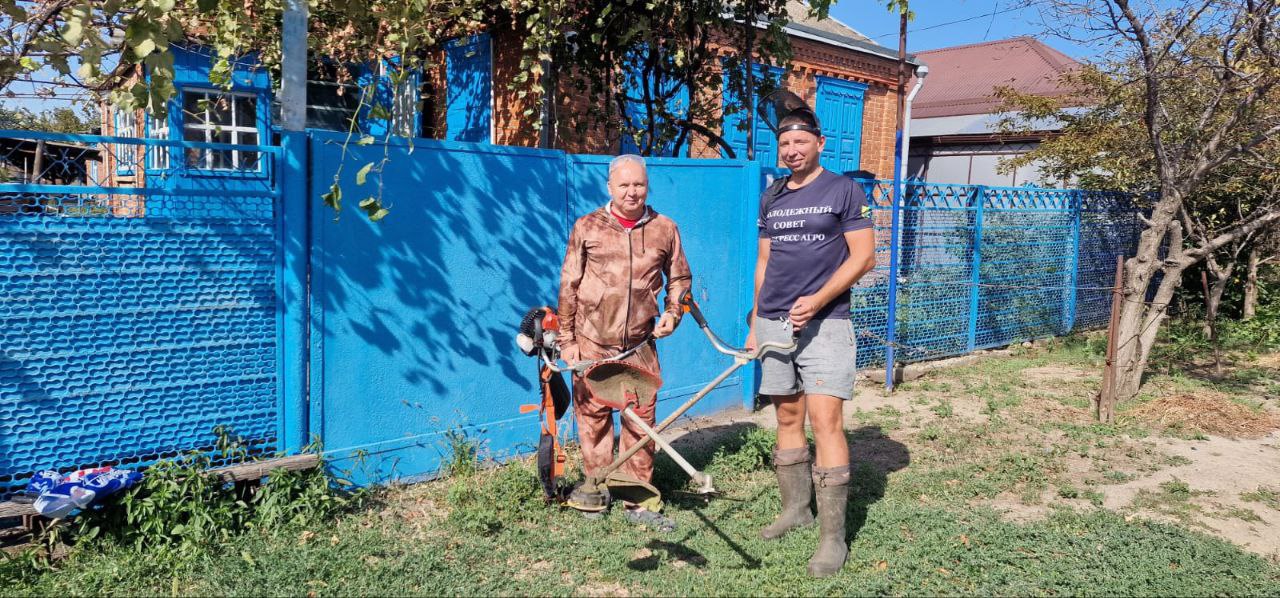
{"left": 754, "top": 316, "right": 858, "bottom": 400}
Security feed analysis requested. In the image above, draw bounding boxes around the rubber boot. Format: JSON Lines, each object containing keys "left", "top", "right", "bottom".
{"left": 760, "top": 446, "right": 814, "bottom": 540}
{"left": 807, "top": 465, "right": 850, "bottom": 578}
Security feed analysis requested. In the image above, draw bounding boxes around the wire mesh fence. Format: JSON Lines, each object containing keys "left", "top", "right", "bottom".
{"left": 0, "top": 130, "right": 281, "bottom": 499}
{"left": 852, "top": 178, "right": 1141, "bottom": 368}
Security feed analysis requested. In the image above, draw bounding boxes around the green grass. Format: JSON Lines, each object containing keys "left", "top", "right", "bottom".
{"left": 1242, "top": 487, "right": 1280, "bottom": 512}
{"left": 6, "top": 334, "right": 1280, "bottom": 595}
{"left": 7, "top": 430, "right": 1278, "bottom": 596}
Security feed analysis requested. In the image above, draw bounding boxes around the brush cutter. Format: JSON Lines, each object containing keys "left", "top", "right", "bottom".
{"left": 558, "top": 291, "right": 797, "bottom": 512}
{"left": 515, "top": 306, "right": 650, "bottom": 503}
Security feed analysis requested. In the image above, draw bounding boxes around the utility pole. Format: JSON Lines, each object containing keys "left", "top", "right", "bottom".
{"left": 884, "top": 11, "right": 909, "bottom": 391}
{"left": 281, "top": 0, "right": 307, "bottom": 132}
{"left": 744, "top": 0, "right": 757, "bottom": 161}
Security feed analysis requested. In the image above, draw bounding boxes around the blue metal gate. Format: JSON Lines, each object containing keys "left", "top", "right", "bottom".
{"left": 307, "top": 132, "right": 761, "bottom": 485}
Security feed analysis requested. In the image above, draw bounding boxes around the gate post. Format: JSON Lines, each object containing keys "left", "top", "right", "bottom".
{"left": 278, "top": 131, "right": 310, "bottom": 453}
{"left": 966, "top": 185, "right": 986, "bottom": 353}
{"left": 741, "top": 158, "right": 763, "bottom": 409}
{"left": 1062, "top": 190, "right": 1083, "bottom": 335}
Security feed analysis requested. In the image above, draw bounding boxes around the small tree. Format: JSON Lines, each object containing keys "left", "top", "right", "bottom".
{"left": 1001, "top": 0, "right": 1280, "bottom": 413}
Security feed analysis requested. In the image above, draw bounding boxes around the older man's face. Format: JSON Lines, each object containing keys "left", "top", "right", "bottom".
{"left": 608, "top": 161, "right": 649, "bottom": 216}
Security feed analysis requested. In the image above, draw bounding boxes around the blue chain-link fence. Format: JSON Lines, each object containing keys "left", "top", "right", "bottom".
{"left": 853, "top": 179, "right": 1141, "bottom": 367}
{"left": 0, "top": 130, "right": 282, "bottom": 499}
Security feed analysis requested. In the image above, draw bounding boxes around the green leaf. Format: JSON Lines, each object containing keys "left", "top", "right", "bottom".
{"left": 321, "top": 182, "right": 342, "bottom": 211}
{"left": 355, "top": 162, "right": 375, "bottom": 186}
{"left": 356, "top": 135, "right": 375, "bottom": 146}
{"left": 369, "top": 208, "right": 390, "bottom": 222}
{"left": 197, "top": 0, "right": 217, "bottom": 11}
{"left": 135, "top": 38, "right": 157, "bottom": 58}
{"left": 61, "top": 21, "right": 84, "bottom": 46}
{"left": 241, "top": 550, "right": 256, "bottom": 566}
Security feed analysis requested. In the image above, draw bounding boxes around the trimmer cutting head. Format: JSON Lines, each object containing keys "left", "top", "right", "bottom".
{"left": 565, "top": 480, "right": 610, "bottom": 512}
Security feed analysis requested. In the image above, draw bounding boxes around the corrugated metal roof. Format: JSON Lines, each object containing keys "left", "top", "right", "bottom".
{"left": 912, "top": 36, "right": 1081, "bottom": 119}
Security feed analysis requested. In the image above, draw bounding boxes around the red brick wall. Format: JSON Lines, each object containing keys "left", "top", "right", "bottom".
{"left": 491, "top": 23, "right": 539, "bottom": 147}
{"left": 428, "top": 26, "right": 908, "bottom": 173}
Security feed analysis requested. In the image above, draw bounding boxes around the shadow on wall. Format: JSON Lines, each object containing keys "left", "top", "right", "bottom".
{"left": 308, "top": 134, "right": 569, "bottom": 483}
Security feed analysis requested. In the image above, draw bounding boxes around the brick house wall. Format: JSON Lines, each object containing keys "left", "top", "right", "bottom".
{"left": 426, "top": 24, "right": 909, "bottom": 176}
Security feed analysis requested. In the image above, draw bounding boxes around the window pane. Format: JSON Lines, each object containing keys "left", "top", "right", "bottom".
{"left": 183, "top": 93, "right": 207, "bottom": 126}
{"left": 210, "top": 96, "right": 232, "bottom": 126}
{"left": 235, "top": 97, "right": 257, "bottom": 128}
{"left": 211, "top": 130, "right": 233, "bottom": 169}
{"left": 238, "top": 132, "right": 260, "bottom": 170}
{"left": 183, "top": 127, "right": 206, "bottom": 168}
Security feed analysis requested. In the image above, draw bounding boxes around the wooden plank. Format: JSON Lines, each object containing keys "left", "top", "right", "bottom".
{"left": 206, "top": 454, "right": 321, "bottom": 483}
{"left": 0, "top": 454, "right": 321, "bottom": 523}
{"left": 0, "top": 501, "right": 36, "bottom": 519}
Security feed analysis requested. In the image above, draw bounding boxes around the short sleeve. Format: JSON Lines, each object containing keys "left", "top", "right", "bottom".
{"left": 757, "top": 191, "right": 770, "bottom": 239}
{"left": 840, "top": 180, "right": 873, "bottom": 233}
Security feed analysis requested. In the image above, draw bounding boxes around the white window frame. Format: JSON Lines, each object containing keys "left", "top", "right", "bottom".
{"left": 113, "top": 109, "right": 139, "bottom": 175}
{"left": 181, "top": 88, "right": 261, "bottom": 171}
{"left": 147, "top": 110, "right": 170, "bottom": 170}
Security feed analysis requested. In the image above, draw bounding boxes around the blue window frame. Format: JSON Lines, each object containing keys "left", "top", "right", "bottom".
{"left": 722, "top": 63, "right": 785, "bottom": 164}
{"left": 815, "top": 76, "right": 867, "bottom": 175}
{"left": 445, "top": 33, "right": 492, "bottom": 143}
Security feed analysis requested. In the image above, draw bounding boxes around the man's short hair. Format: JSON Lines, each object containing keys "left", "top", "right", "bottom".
{"left": 608, "top": 154, "right": 646, "bottom": 178}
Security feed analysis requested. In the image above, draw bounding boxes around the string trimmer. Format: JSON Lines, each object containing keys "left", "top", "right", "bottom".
{"left": 515, "top": 306, "right": 649, "bottom": 502}
{"left": 532, "top": 291, "right": 795, "bottom": 512}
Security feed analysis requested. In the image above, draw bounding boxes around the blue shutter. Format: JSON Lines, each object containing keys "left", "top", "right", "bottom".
{"left": 445, "top": 34, "right": 492, "bottom": 143}
{"left": 721, "top": 63, "right": 783, "bottom": 165}
{"left": 815, "top": 76, "right": 867, "bottom": 175}
{"left": 361, "top": 57, "right": 421, "bottom": 138}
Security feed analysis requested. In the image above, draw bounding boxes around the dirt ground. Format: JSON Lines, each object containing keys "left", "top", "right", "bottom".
{"left": 665, "top": 346, "right": 1280, "bottom": 561}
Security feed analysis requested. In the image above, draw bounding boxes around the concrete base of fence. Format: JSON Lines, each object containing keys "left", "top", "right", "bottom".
{"left": 866, "top": 353, "right": 990, "bottom": 385}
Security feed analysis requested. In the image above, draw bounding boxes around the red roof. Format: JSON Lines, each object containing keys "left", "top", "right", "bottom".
{"left": 912, "top": 37, "right": 1081, "bottom": 119}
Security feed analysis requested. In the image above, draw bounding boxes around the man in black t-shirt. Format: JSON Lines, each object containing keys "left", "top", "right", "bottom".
{"left": 746, "top": 103, "right": 876, "bottom": 578}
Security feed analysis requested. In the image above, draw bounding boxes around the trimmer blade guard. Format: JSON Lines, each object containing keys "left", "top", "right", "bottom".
{"left": 583, "top": 361, "right": 662, "bottom": 411}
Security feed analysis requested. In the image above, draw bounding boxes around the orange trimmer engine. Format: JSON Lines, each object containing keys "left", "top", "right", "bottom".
{"left": 516, "top": 306, "right": 571, "bottom": 502}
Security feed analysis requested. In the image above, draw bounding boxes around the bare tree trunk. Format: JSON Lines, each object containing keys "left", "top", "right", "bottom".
{"left": 1202, "top": 262, "right": 1228, "bottom": 331}
{"left": 1202, "top": 266, "right": 1232, "bottom": 376}
{"left": 1111, "top": 215, "right": 1183, "bottom": 404}
{"left": 1243, "top": 246, "right": 1260, "bottom": 320}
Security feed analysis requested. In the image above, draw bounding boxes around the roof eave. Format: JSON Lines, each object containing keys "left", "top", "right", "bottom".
{"left": 779, "top": 22, "right": 921, "bottom": 65}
